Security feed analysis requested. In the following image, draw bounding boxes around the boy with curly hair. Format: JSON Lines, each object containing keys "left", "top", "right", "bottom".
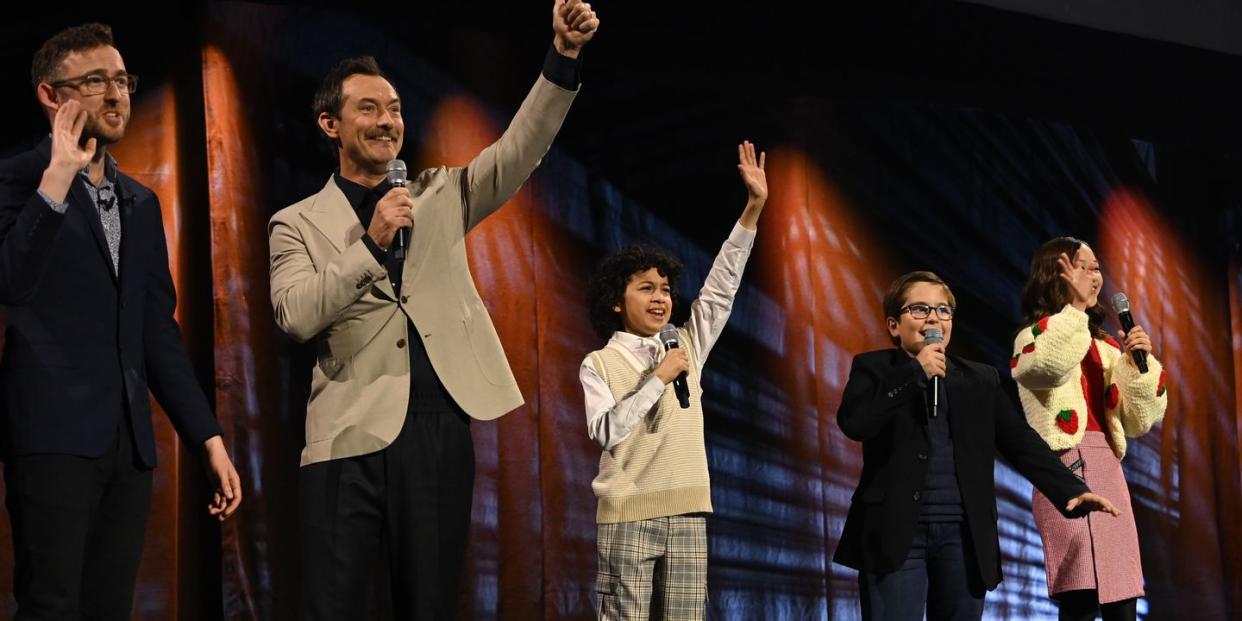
{"left": 581, "top": 141, "right": 767, "bottom": 619}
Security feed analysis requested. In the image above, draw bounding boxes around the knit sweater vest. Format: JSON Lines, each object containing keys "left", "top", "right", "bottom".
{"left": 588, "top": 327, "right": 713, "bottom": 524}
{"left": 1011, "top": 304, "right": 1168, "bottom": 459}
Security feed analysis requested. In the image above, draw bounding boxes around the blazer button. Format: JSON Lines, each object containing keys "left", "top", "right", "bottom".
{"left": 400, "top": 295, "right": 409, "bottom": 304}
{"left": 396, "top": 339, "right": 406, "bottom": 349}
{"left": 917, "top": 453, "right": 928, "bottom": 461}
{"left": 912, "top": 491, "right": 921, "bottom": 501}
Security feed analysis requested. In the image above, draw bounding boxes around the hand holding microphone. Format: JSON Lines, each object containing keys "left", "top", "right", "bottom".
{"left": 920, "top": 329, "right": 945, "bottom": 416}
{"left": 370, "top": 159, "right": 411, "bottom": 259}
{"left": 1111, "top": 292, "right": 1151, "bottom": 373}
{"left": 658, "top": 324, "right": 691, "bottom": 409}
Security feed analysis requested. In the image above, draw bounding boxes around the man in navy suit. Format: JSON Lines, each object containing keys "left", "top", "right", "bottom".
{"left": 0, "top": 23, "right": 241, "bottom": 619}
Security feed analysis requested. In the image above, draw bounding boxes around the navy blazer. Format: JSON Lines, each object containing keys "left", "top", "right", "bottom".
{"left": 0, "top": 137, "right": 221, "bottom": 467}
{"left": 833, "top": 348, "right": 1089, "bottom": 590}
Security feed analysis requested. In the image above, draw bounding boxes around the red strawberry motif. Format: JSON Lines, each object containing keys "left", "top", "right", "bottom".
{"left": 1106, "top": 383, "right": 1119, "bottom": 409}
{"left": 1156, "top": 370, "right": 1167, "bottom": 397}
{"left": 1009, "top": 354, "right": 1021, "bottom": 369}
{"left": 1055, "top": 409, "right": 1079, "bottom": 434}
{"left": 1032, "top": 316, "right": 1050, "bottom": 338}
{"left": 1022, "top": 343, "right": 1036, "bottom": 354}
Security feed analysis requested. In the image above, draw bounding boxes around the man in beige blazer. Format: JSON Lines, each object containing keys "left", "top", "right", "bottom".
{"left": 267, "top": 2, "right": 598, "bottom": 618}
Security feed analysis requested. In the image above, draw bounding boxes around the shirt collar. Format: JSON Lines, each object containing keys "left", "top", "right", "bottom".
{"left": 610, "top": 330, "right": 663, "bottom": 355}
{"left": 76, "top": 150, "right": 119, "bottom": 185}
{"left": 333, "top": 170, "right": 388, "bottom": 212}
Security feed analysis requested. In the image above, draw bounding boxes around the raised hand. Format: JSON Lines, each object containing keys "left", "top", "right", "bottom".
{"left": 553, "top": 0, "right": 600, "bottom": 58}
{"left": 737, "top": 140, "right": 767, "bottom": 229}
{"left": 39, "top": 99, "right": 97, "bottom": 203}
{"left": 1057, "top": 251, "right": 1098, "bottom": 310}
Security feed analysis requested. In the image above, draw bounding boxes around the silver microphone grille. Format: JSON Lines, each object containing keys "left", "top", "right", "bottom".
{"left": 923, "top": 328, "right": 944, "bottom": 345}
{"left": 658, "top": 324, "right": 679, "bottom": 346}
{"left": 1111, "top": 292, "right": 1130, "bottom": 314}
{"left": 386, "top": 159, "right": 408, "bottom": 186}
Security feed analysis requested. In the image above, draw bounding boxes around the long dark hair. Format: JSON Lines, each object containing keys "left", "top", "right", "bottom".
{"left": 1019, "top": 236, "right": 1108, "bottom": 339}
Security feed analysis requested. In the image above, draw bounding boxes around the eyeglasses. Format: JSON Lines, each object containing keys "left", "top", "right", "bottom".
{"left": 49, "top": 73, "right": 138, "bottom": 96}
{"left": 901, "top": 303, "right": 954, "bottom": 320}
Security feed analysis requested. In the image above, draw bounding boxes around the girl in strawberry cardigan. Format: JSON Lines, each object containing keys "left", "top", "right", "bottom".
{"left": 1011, "top": 237, "right": 1167, "bottom": 621}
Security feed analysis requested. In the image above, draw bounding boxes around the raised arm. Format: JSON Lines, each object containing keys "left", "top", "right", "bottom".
{"left": 683, "top": 141, "right": 766, "bottom": 366}
{"left": 459, "top": 0, "right": 599, "bottom": 232}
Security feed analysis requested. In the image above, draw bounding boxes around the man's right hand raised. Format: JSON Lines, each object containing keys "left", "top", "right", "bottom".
{"left": 367, "top": 186, "right": 414, "bottom": 250}
{"left": 39, "top": 100, "right": 96, "bottom": 204}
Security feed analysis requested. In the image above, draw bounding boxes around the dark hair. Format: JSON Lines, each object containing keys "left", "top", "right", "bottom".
{"left": 31, "top": 23, "right": 114, "bottom": 90}
{"left": 882, "top": 271, "right": 956, "bottom": 345}
{"left": 587, "top": 245, "right": 684, "bottom": 338}
{"left": 1019, "top": 236, "right": 1107, "bottom": 338}
{"left": 312, "top": 56, "right": 389, "bottom": 120}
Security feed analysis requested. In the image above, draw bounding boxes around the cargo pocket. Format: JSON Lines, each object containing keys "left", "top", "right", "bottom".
{"left": 595, "top": 572, "right": 621, "bottom": 620}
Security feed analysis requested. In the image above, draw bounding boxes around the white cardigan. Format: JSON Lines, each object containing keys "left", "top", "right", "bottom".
{"left": 1011, "top": 304, "right": 1167, "bottom": 458}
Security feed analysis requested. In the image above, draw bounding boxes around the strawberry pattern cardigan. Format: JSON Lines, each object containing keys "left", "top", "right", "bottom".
{"left": 1010, "top": 304, "right": 1168, "bottom": 458}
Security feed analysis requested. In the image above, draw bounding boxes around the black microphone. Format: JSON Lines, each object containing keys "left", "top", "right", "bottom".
{"left": 1111, "top": 292, "right": 1148, "bottom": 374}
{"left": 386, "top": 159, "right": 408, "bottom": 261}
{"left": 923, "top": 328, "right": 944, "bottom": 417}
{"left": 659, "top": 323, "right": 690, "bottom": 409}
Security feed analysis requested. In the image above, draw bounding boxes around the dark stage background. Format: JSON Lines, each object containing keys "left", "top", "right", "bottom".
{"left": 1, "top": 2, "right": 1240, "bottom": 619}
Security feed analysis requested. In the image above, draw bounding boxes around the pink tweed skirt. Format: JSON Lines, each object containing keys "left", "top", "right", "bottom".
{"left": 1031, "top": 431, "right": 1144, "bottom": 603}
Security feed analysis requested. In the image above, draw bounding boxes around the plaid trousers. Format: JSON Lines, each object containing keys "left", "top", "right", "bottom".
{"left": 595, "top": 515, "right": 708, "bottom": 621}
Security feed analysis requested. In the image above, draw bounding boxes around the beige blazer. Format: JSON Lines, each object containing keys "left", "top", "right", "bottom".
{"left": 269, "top": 76, "right": 576, "bottom": 465}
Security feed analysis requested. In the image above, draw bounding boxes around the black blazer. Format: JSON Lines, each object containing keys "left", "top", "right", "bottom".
{"left": 832, "top": 348, "right": 1088, "bottom": 590}
{"left": 0, "top": 137, "right": 221, "bottom": 467}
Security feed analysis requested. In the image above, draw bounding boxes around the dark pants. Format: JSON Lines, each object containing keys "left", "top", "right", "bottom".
{"left": 3, "top": 419, "right": 152, "bottom": 620}
{"left": 859, "top": 522, "right": 985, "bottom": 621}
{"left": 1056, "top": 590, "right": 1138, "bottom": 621}
{"left": 298, "top": 409, "right": 475, "bottom": 621}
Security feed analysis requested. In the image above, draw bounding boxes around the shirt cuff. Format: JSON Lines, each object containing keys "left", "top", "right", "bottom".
{"left": 38, "top": 189, "right": 69, "bottom": 214}
{"left": 360, "top": 233, "right": 388, "bottom": 265}
{"left": 542, "top": 45, "right": 581, "bottom": 90}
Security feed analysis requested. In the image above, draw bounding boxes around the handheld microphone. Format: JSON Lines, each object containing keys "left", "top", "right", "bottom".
{"left": 386, "top": 159, "right": 408, "bottom": 261}
{"left": 1110, "top": 292, "right": 1148, "bottom": 373}
{"left": 923, "top": 328, "right": 944, "bottom": 416}
{"left": 659, "top": 324, "right": 691, "bottom": 409}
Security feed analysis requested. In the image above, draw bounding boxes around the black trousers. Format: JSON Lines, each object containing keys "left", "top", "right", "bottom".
{"left": 299, "top": 409, "right": 475, "bottom": 621}
{"left": 3, "top": 418, "right": 152, "bottom": 620}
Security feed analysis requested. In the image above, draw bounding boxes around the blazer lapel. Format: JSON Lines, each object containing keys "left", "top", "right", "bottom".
{"left": 116, "top": 180, "right": 138, "bottom": 289}
{"left": 303, "top": 177, "right": 396, "bottom": 301}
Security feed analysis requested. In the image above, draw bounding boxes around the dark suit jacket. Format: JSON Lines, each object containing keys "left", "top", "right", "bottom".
{"left": 833, "top": 348, "right": 1089, "bottom": 590}
{"left": 0, "top": 137, "right": 221, "bottom": 467}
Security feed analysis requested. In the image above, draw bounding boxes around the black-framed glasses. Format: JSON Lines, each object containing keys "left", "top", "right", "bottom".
{"left": 49, "top": 73, "right": 138, "bottom": 96}
{"left": 901, "top": 303, "right": 954, "bottom": 320}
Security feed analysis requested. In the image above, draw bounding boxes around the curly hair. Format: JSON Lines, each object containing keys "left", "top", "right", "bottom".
{"left": 1019, "top": 236, "right": 1108, "bottom": 339}
{"left": 587, "top": 245, "right": 684, "bottom": 338}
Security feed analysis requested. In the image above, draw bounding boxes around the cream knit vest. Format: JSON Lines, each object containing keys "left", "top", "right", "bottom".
{"left": 589, "top": 328, "right": 713, "bottom": 524}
